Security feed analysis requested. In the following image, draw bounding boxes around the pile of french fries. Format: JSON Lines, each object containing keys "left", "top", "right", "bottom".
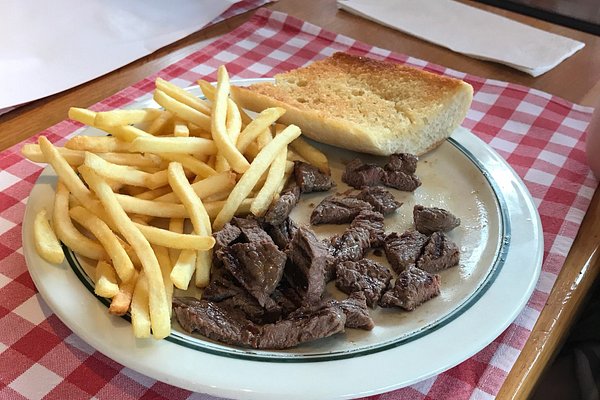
{"left": 24, "top": 65, "right": 329, "bottom": 340}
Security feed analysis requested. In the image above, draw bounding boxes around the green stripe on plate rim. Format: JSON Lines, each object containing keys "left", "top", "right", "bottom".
{"left": 64, "top": 136, "right": 511, "bottom": 363}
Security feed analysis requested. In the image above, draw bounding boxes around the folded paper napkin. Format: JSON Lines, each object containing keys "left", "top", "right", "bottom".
{"left": 337, "top": 0, "right": 585, "bottom": 76}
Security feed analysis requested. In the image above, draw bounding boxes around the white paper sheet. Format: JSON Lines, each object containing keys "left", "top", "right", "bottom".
{"left": 0, "top": 0, "right": 240, "bottom": 110}
{"left": 337, "top": 0, "right": 585, "bottom": 77}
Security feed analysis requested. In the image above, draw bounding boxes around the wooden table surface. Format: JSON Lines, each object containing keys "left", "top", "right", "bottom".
{"left": 2, "top": 1, "right": 599, "bottom": 398}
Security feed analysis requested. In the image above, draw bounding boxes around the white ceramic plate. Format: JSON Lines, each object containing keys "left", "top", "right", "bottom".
{"left": 23, "top": 80, "right": 543, "bottom": 399}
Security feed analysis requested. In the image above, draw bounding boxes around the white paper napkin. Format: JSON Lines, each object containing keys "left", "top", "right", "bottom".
{"left": 337, "top": 0, "right": 585, "bottom": 77}
{"left": 0, "top": 0, "right": 241, "bottom": 110}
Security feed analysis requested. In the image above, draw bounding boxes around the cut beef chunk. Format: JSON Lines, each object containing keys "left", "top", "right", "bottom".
{"left": 337, "top": 292, "right": 375, "bottom": 330}
{"left": 173, "top": 297, "right": 258, "bottom": 347}
{"left": 258, "top": 302, "right": 346, "bottom": 349}
{"left": 213, "top": 223, "right": 242, "bottom": 253}
{"left": 329, "top": 225, "right": 371, "bottom": 264}
{"left": 379, "top": 266, "right": 441, "bottom": 310}
{"left": 231, "top": 217, "right": 273, "bottom": 244}
{"left": 384, "top": 230, "right": 428, "bottom": 273}
{"left": 285, "top": 227, "right": 328, "bottom": 304}
{"left": 265, "top": 217, "right": 298, "bottom": 250}
{"left": 335, "top": 258, "right": 392, "bottom": 307}
{"left": 264, "top": 184, "right": 301, "bottom": 225}
{"left": 383, "top": 170, "right": 421, "bottom": 191}
{"left": 310, "top": 195, "right": 372, "bottom": 225}
{"left": 174, "top": 297, "right": 345, "bottom": 349}
{"left": 413, "top": 205, "right": 461, "bottom": 235}
{"left": 219, "top": 290, "right": 279, "bottom": 324}
{"left": 356, "top": 186, "right": 402, "bottom": 215}
{"left": 271, "top": 282, "right": 303, "bottom": 317}
{"left": 351, "top": 210, "right": 385, "bottom": 247}
{"left": 294, "top": 161, "right": 334, "bottom": 193}
{"left": 219, "top": 241, "right": 286, "bottom": 307}
{"left": 342, "top": 158, "right": 385, "bottom": 189}
{"left": 382, "top": 153, "right": 421, "bottom": 191}
{"left": 417, "top": 231, "right": 460, "bottom": 273}
{"left": 385, "top": 153, "right": 418, "bottom": 174}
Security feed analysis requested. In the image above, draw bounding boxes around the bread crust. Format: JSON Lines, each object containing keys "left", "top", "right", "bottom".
{"left": 231, "top": 53, "right": 473, "bottom": 156}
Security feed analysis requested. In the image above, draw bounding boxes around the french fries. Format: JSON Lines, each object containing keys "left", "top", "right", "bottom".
{"left": 25, "top": 65, "right": 322, "bottom": 341}
{"left": 33, "top": 209, "right": 64, "bottom": 264}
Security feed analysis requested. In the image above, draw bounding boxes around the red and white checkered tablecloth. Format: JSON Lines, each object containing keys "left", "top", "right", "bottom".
{"left": 0, "top": 7, "right": 596, "bottom": 400}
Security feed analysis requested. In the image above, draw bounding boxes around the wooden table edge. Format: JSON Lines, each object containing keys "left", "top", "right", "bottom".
{"left": 497, "top": 186, "right": 600, "bottom": 398}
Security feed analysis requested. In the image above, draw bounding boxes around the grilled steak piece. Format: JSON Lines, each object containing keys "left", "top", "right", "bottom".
{"left": 382, "top": 153, "right": 421, "bottom": 192}
{"left": 417, "top": 232, "right": 460, "bottom": 273}
{"left": 329, "top": 225, "right": 371, "bottom": 264}
{"left": 219, "top": 241, "right": 286, "bottom": 307}
{"left": 385, "top": 153, "right": 418, "bottom": 175}
{"left": 258, "top": 302, "right": 346, "bottom": 349}
{"left": 383, "top": 170, "right": 421, "bottom": 191}
{"left": 413, "top": 205, "right": 461, "bottom": 235}
{"left": 342, "top": 158, "right": 385, "bottom": 189}
{"left": 173, "top": 297, "right": 345, "bottom": 349}
{"left": 310, "top": 195, "right": 372, "bottom": 225}
{"left": 173, "top": 297, "right": 258, "bottom": 347}
{"left": 285, "top": 227, "right": 328, "bottom": 305}
{"left": 219, "top": 290, "right": 280, "bottom": 324}
{"left": 231, "top": 217, "right": 273, "bottom": 244}
{"left": 335, "top": 258, "right": 392, "bottom": 307}
{"left": 356, "top": 186, "right": 402, "bottom": 215}
{"left": 213, "top": 223, "right": 242, "bottom": 253}
{"left": 294, "top": 161, "right": 334, "bottom": 193}
{"left": 350, "top": 210, "right": 385, "bottom": 248}
{"left": 379, "top": 266, "right": 441, "bottom": 310}
{"left": 264, "top": 184, "right": 301, "bottom": 225}
{"left": 265, "top": 217, "right": 299, "bottom": 251}
{"left": 337, "top": 292, "right": 375, "bottom": 330}
{"left": 383, "top": 230, "right": 428, "bottom": 273}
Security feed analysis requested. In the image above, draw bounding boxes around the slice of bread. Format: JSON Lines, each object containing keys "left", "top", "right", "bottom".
{"left": 231, "top": 52, "right": 473, "bottom": 156}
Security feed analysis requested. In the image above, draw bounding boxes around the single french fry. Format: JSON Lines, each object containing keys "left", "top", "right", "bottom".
{"left": 152, "top": 244, "right": 174, "bottom": 317}
{"left": 213, "top": 125, "right": 302, "bottom": 230}
{"left": 84, "top": 152, "right": 166, "bottom": 189}
{"left": 236, "top": 108, "right": 286, "bottom": 153}
{"left": 250, "top": 148, "right": 288, "bottom": 216}
{"left": 133, "top": 223, "right": 215, "bottom": 250}
{"left": 170, "top": 249, "right": 196, "bottom": 290}
{"left": 38, "top": 137, "right": 96, "bottom": 206}
{"left": 33, "top": 209, "right": 64, "bottom": 264}
{"left": 290, "top": 136, "right": 330, "bottom": 175}
{"left": 129, "top": 136, "right": 217, "bottom": 155}
{"left": 22, "top": 144, "right": 161, "bottom": 168}
{"left": 153, "top": 90, "right": 211, "bottom": 132}
{"left": 116, "top": 195, "right": 188, "bottom": 218}
{"left": 130, "top": 272, "right": 151, "bottom": 338}
{"left": 211, "top": 66, "right": 250, "bottom": 174}
{"left": 95, "top": 260, "right": 119, "bottom": 298}
{"left": 215, "top": 98, "right": 244, "bottom": 172}
{"left": 79, "top": 166, "right": 170, "bottom": 339}
{"left": 65, "top": 136, "right": 132, "bottom": 153}
{"left": 68, "top": 107, "right": 97, "bottom": 126}
{"left": 108, "top": 271, "right": 138, "bottom": 316}
{"left": 95, "top": 109, "right": 163, "bottom": 128}
{"left": 53, "top": 182, "right": 106, "bottom": 260}
{"left": 156, "top": 78, "right": 212, "bottom": 116}
{"left": 69, "top": 206, "right": 135, "bottom": 282}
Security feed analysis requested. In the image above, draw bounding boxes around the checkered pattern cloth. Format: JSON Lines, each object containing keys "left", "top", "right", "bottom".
{"left": 0, "top": 7, "right": 596, "bottom": 400}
